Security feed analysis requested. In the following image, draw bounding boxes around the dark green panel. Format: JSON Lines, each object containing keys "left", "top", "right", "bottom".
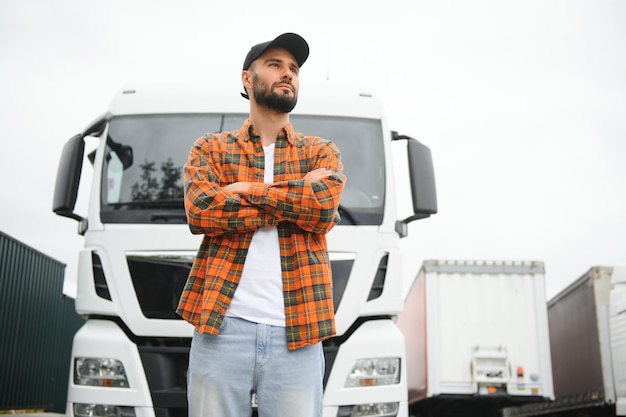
{"left": 0, "top": 231, "right": 85, "bottom": 412}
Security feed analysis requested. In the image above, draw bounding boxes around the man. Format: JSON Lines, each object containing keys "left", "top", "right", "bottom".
{"left": 177, "top": 33, "right": 345, "bottom": 417}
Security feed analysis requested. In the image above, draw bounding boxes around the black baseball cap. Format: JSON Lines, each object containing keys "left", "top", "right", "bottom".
{"left": 242, "top": 32, "right": 309, "bottom": 71}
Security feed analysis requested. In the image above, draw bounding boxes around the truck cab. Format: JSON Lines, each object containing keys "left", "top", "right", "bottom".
{"left": 53, "top": 80, "right": 437, "bottom": 417}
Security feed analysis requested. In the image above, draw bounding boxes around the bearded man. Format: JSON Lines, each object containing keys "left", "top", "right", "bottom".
{"left": 177, "top": 33, "right": 345, "bottom": 417}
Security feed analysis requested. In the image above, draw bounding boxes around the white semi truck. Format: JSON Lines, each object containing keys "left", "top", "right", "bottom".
{"left": 397, "top": 260, "right": 555, "bottom": 417}
{"left": 52, "top": 80, "right": 438, "bottom": 417}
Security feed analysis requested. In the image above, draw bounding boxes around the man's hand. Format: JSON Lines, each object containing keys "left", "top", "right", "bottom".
{"left": 304, "top": 168, "right": 333, "bottom": 182}
{"left": 224, "top": 182, "right": 251, "bottom": 197}
{"left": 224, "top": 168, "right": 332, "bottom": 198}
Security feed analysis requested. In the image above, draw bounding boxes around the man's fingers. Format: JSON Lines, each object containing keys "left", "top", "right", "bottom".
{"left": 304, "top": 168, "right": 333, "bottom": 181}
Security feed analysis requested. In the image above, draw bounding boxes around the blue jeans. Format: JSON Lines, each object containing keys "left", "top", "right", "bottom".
{"left": 187, "top": 316, "right": 325, "bottom": 417}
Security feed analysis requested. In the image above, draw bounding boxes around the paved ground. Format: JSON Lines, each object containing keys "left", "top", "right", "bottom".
{"left": 23, "top": 414, "right": 63, "bottom": 416}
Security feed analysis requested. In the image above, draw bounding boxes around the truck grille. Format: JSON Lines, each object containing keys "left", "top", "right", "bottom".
{"left": 126, "top": 252, "right": 194, "bottom": 319}
{"left": 137, "top": 341, "right": 189, "bottom": 417}
{"left": 126, "top": 252, "right": 355, "bottom": 319}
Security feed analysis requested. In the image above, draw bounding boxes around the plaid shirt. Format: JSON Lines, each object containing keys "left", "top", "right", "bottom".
{"left": 176, "top": 120, "right": 345, "bottom": 350}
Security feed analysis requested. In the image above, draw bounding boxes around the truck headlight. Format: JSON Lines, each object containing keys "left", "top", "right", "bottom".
{"left": 74, "top": 357, "right": 129, "bottom": 387}
{"left": 338, "top": 402, "right": 399, "bottom": 417}
{"left": 74, "top": 403, "right": 135, "bottom": 417}
{"left": 345, "top": 357, "right": 400, "bottom": 387}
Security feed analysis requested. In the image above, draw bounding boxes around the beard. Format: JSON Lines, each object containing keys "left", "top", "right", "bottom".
{"left": 251, "top": 73, "right": 298, "bottom": 113}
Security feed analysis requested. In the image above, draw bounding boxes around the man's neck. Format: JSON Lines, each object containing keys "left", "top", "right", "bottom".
{"left": 249, "top": 104, "right": 290, "bottom": 146}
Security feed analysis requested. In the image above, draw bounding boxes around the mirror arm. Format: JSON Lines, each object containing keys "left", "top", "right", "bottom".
{"left": 395, "top": 213, "right": 431, "bottom": 238}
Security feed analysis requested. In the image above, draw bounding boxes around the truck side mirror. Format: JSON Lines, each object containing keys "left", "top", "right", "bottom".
{"left": 52, "top": 113, "right": 109, "bottom": 226}
{"left": 52, "top": 134, "right": 85, "bottom": 221}
{"left": 392, "top": 131, "right": 438, "bottom": 237}
{"left": 407, "top": 138, "right": 437, "bottom": 217}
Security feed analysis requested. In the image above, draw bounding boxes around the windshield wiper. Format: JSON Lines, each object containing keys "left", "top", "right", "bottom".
{"left": 108, "top": 199, "right": 184, "bottom": 210}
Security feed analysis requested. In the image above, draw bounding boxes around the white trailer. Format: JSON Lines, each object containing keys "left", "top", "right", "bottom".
{"left": 503, "top": 266, "right": 626, "bottom": 417}
{"left": 397, "top": 260, "right": 554, "bottom": 417}
{"left": 52, "top": 80, "right": 438, "bottom": 417}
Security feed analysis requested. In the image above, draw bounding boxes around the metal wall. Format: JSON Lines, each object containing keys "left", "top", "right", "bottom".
{"left": 0, "top": 231, "right": 85, "bottom": 412}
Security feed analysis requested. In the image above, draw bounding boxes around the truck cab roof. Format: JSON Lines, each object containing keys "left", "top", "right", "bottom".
{"left": 107, "top": 79, "right": 385, "bottom": 120}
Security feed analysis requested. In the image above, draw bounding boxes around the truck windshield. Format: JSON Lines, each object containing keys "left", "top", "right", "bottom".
{"left": 101, "top": 114, "right": 385, "bottom": 225}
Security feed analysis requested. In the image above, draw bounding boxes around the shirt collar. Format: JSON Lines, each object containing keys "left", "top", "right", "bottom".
{"left": 240, "top": 119, "right": 297, "bottom": 146}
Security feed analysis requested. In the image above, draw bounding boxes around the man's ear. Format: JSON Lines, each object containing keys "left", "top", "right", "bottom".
{"left": 242, "top": 70, "right": 252, "bottom": 91}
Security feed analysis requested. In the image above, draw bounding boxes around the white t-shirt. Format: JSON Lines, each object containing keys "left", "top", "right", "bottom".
{"left": 226, "top": 143, "right": 285, "bottom": 326}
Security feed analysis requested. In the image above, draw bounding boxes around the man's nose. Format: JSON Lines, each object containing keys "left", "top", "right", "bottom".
{"left": 281, "top": 67, "right": 293, "bottom": 80}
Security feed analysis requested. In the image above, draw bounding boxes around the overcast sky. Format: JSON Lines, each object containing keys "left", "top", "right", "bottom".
{"left": 1, "top": 0, "right": 625, "bottom": 299}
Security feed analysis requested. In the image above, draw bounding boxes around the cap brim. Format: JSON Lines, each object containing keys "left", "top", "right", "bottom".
{"left": 265, "top": 33, "right": 309, "bottom": 68}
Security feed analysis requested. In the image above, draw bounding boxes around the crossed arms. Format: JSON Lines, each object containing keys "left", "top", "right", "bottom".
{"left": 184, "top": 135, "right": 345, "bottom": 237}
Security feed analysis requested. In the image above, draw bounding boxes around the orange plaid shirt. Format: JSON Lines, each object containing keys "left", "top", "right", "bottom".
{"left": 176, "top": 120, "right": 345, "bottom": 350}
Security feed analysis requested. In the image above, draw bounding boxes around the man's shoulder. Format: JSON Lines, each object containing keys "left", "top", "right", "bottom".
{"left": 286, "top": 125, "right": 330, "bottom": 146}
{"left": 195, "top": 128, "right": 245, "bottom": 146}
{"left": 291, "top": 132, "right": 335, "bottom": 148}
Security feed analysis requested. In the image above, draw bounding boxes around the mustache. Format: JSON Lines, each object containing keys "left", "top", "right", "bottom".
{"left": 275, "top": 80, "right": 293, "bottom": 88}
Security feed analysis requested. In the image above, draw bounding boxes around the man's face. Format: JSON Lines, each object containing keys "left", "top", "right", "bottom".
{"left": 248, "top": 48, "right": 300, "bottom": 113}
